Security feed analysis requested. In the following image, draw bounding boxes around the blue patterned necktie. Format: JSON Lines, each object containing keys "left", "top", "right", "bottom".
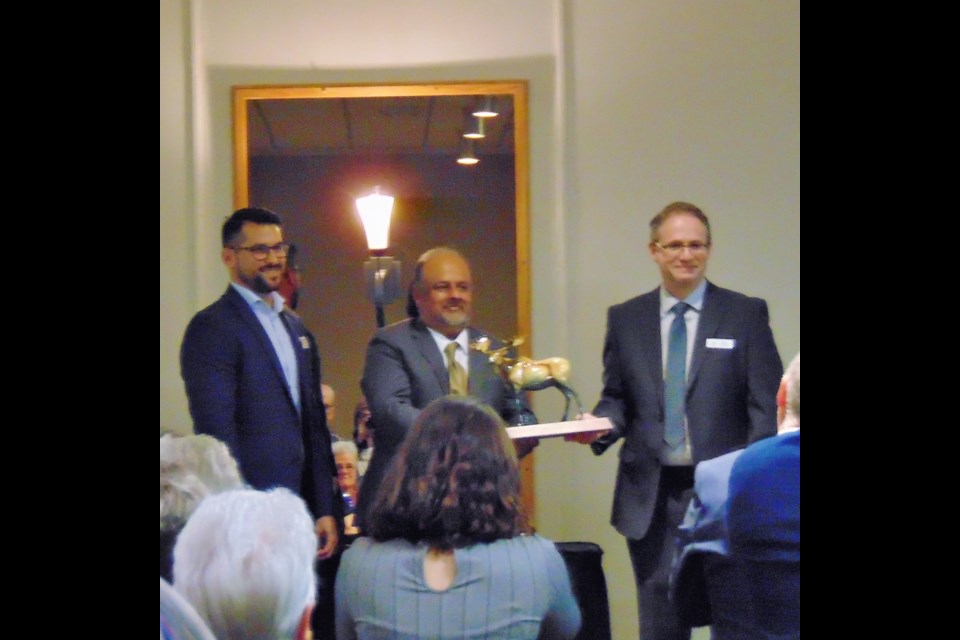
{"left": 664, "top": 302, "right": 690, "bottom": 447}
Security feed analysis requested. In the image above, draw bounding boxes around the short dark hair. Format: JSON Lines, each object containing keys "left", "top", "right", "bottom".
{"left": 222, "top": 207, "right": 283, "bottom": 248}
{"left": 648, "top": 201, "right": 712, "bottom": 245}
{"left": 366, "top": 395, "right": 531, "bottom": 549}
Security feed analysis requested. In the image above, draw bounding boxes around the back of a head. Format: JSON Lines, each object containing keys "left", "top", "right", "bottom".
{"left": 161, "top": 577, "right": 216, "bottom": 640}
{"left": 784, "top": 352, "right": 800, "bottom": 422}
{"left": 160, "top": 434, "right": 245, "bottom": 532}
{"left": 173, "top": 488, "right": 318, "bottom": 640}
{"left": 367, "top": 395, "right": 529, "bottom": 548}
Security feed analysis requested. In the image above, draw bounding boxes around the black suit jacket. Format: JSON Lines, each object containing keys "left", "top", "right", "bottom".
{"left": 180, "top": 286, "right": 337, "bottom": 519}
{"left": 592, "top": 282, "right": 782, "bottom": 540}
{"left": 358, "top": 318, "right": 528, "bottom": 523}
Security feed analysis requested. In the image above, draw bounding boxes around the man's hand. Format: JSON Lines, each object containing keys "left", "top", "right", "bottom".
{"left": 564, "top": 412, "right": 612, "bottom": 445}
{"left": 315, "top": 516, "right": 339, "bottom": 559}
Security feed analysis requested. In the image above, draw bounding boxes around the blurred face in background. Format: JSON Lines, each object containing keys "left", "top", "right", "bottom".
{"left": 335, "top": 451, "right": 358, "bottom": 493}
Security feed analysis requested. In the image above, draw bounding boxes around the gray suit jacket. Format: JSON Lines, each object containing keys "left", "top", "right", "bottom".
{"left": 358, "top": 318, "right": 528, "bottom": 524}
{"left": 592, "top": 282, "right": 782, "bottom": 540}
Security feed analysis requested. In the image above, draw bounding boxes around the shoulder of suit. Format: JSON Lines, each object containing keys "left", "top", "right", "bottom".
{"left": 373, "top": 317, "right": 416, "bottom": 339}
{"left": 705, "top": 282, "right": 768, "bottom": 308}
{"left": 609, "top": 288, "right": 659, "bottom": 314}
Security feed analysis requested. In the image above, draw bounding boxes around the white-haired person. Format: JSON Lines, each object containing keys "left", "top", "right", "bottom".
{"left": 173, "top": 488, "right": 319, "bottom": 640}
{"left": 332, "top": 439, "right": 361, "bottom": 537}
{"left": 727, "top": 352, "right": 800, "bottom": 639}
{"left": 160, "top": 432, "right": 245, "bottom": 582}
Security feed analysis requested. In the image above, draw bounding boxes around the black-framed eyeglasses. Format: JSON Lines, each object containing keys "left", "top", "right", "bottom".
{"left": 231, "top": 243, "right": 291, "bottom": 260}
{"left": 653, "top": 241, "right": 711, "bottom": 256}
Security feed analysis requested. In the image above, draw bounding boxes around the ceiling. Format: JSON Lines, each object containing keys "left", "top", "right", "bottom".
{"left": 246, "top": 94, "right": 515, "bottom": 159}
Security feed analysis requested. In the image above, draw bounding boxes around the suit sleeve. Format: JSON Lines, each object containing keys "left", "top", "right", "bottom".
{"left": 590, "top": 306, "right": 627, "bottom": 454}
{"left": 180, "top": 313, "right": 241, "bottom": 458}
{"left": 744, "top": 300, "right": 783, "bottom": 444}
{"left": 360, "top": 332, "right": 422, "bottom": 448}
{"left": 306, "top": 332, "right": 337, "bottom": 518}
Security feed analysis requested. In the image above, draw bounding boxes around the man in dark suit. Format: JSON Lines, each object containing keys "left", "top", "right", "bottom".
{"left": 358, "top": 247, "right": 537, "bottom": 527}
{"left": 571, "top": 202, "right": 783, "bottom": 640}
{"left": 179, "top": 207, "right": 340, "bottom": 568}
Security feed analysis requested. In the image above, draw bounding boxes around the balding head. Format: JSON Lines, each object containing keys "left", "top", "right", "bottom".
{"left": 321, "top": 384, "right": 336, "bottom": 427}
{"left": 410, "top": 247, "right": 474, "bottom": 339}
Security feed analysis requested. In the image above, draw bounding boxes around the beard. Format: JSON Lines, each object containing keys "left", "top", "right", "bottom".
{"left": 242, "top": 267, "right": 283, "bottom": 294}
{"left": 440, "top": 309, "right": 469, "bottom": 327}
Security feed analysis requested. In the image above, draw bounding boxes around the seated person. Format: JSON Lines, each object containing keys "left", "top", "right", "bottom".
{"left": 335, "top": 395, "right": 581, "bottom": 640}
{"left": 160, "top": 576, "right": 215, "bottom": 640}
{"left": 173, "top": 488, "right": 318, "bottom": 640}
{"left": 352, "top": 396, "right": 373, "bottom": 479}
{"left": 332, "top": 440, "right": 361, "bottom": 538}
{"left": 669, "top": 448, "right": 761, "bottom": 638}
{"left": 160, "top": 433, "right": 245, "bottom": 582}
{"left": 322, "top": 383, "right": 338, "bottom": 435}
{"left": 727, "top": 352, "right": 800, "bottom": 639}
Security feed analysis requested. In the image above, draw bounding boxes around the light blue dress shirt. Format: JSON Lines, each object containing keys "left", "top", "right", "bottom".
{"left": 231, "top": 283, "right": 301, "bottom": 413}
{"left": 659, "top": 280, "right": 708, "bottom": 465}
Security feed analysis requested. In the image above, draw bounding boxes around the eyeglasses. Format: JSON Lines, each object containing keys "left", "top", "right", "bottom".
{"left": 231, "top": 243, "right": 291, "bottom": 260}
{"left": 654, "top": 241, "right": 711, "bottom": 256}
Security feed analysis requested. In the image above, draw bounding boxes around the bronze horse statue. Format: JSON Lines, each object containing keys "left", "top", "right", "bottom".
{"left": 471, "top": 336, "right": 584, "bottom": 422}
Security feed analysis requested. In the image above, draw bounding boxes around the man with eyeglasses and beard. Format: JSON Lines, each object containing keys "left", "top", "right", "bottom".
{"left": 180, "top": 207, "right": 340, "bottom": 566}
{"left": 568, "top": 201, "right": 784, "bottom": 640}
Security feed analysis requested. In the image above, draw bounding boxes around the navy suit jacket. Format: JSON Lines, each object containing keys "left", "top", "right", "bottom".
{"left": 180, "top": 286, "right": 336, "bottom": 519}
{"left": 358, "top": 318, "right": 529, "bottom": 523}
{"left": 592, "top": 282, "right": 782, "bottom": 540}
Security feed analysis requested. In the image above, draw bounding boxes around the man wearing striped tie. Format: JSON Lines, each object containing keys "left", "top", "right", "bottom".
{"left": 358, "top": 247, "right": 537, "bottom": 528}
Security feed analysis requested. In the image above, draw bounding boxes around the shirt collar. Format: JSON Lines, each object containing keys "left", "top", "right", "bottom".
{"left": 231, "top": 282, "right": 285, "bottom": 314}
{"left": 426, "top": 326, "right": 470, "bottom": 353}
{"left": 660, "top": 280, "right": 708, "bottom": 317}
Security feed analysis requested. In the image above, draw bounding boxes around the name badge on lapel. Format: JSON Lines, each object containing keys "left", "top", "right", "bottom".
{"left": 706, "top": 338, "right": 736, "bottom": 350}
{"left": 300, "top": 336, "right": 311, "bottom": 350}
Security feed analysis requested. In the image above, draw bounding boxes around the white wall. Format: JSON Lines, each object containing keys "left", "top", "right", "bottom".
{"left": 159, "top": 2, "right": 800, "bottom": 638}
{"left": 160, "top": 0, "right": 194, "bottom": 434}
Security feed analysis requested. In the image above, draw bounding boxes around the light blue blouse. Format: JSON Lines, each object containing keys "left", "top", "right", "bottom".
{"left": 335, "top": 535, "right": 581, "bottom": 640}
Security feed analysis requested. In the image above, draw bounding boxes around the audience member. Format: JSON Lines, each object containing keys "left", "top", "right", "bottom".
{"left": 727, "top": 352, "right": 800, "bottom": 639}
{"left": 173, "top": 488, "right": 318, "bottom": 640}
{"left": 161, "top": 576, "right": 216, "bottom": 640}
{"left": 160, "top": 433, "right": 245, "bottom": 582}
{"left": 569, "top": 202, "right": 783, "bottom": 639}
{"left": 278, "top": 243, "right": 302, "bottom": 310}
{"left": 352, "top": 396, "right": 373, "bottom": 478}
{"left": 335, "top": 395, "right": 581, "bottom": 640}
{"left": 332, "top": 440, "right": 361, "bottom": 538}
{"left": 358, "top": 246, "right": 538, "bottom": 528}
{"left": 668, "top": 450, "right": 761, "bottom": 639}
{"left": 322, "top": 383, "right": 337, "bottom": 433}
{"left": 179, "top": 207, "right": 339, "bottom": 558}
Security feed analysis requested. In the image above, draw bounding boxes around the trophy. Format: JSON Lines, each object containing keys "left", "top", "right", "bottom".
{"left": 471, "top": 336, "right": 585, "bottom": 424}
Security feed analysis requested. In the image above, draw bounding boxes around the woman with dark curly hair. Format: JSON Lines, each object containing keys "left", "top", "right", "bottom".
{"left": 335, "top": 395, "right": 581, "bottom": 640}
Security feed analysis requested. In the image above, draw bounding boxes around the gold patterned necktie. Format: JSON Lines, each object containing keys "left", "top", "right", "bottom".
{"left": 445, "top": 342, "right": 468, "bottom": 396}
